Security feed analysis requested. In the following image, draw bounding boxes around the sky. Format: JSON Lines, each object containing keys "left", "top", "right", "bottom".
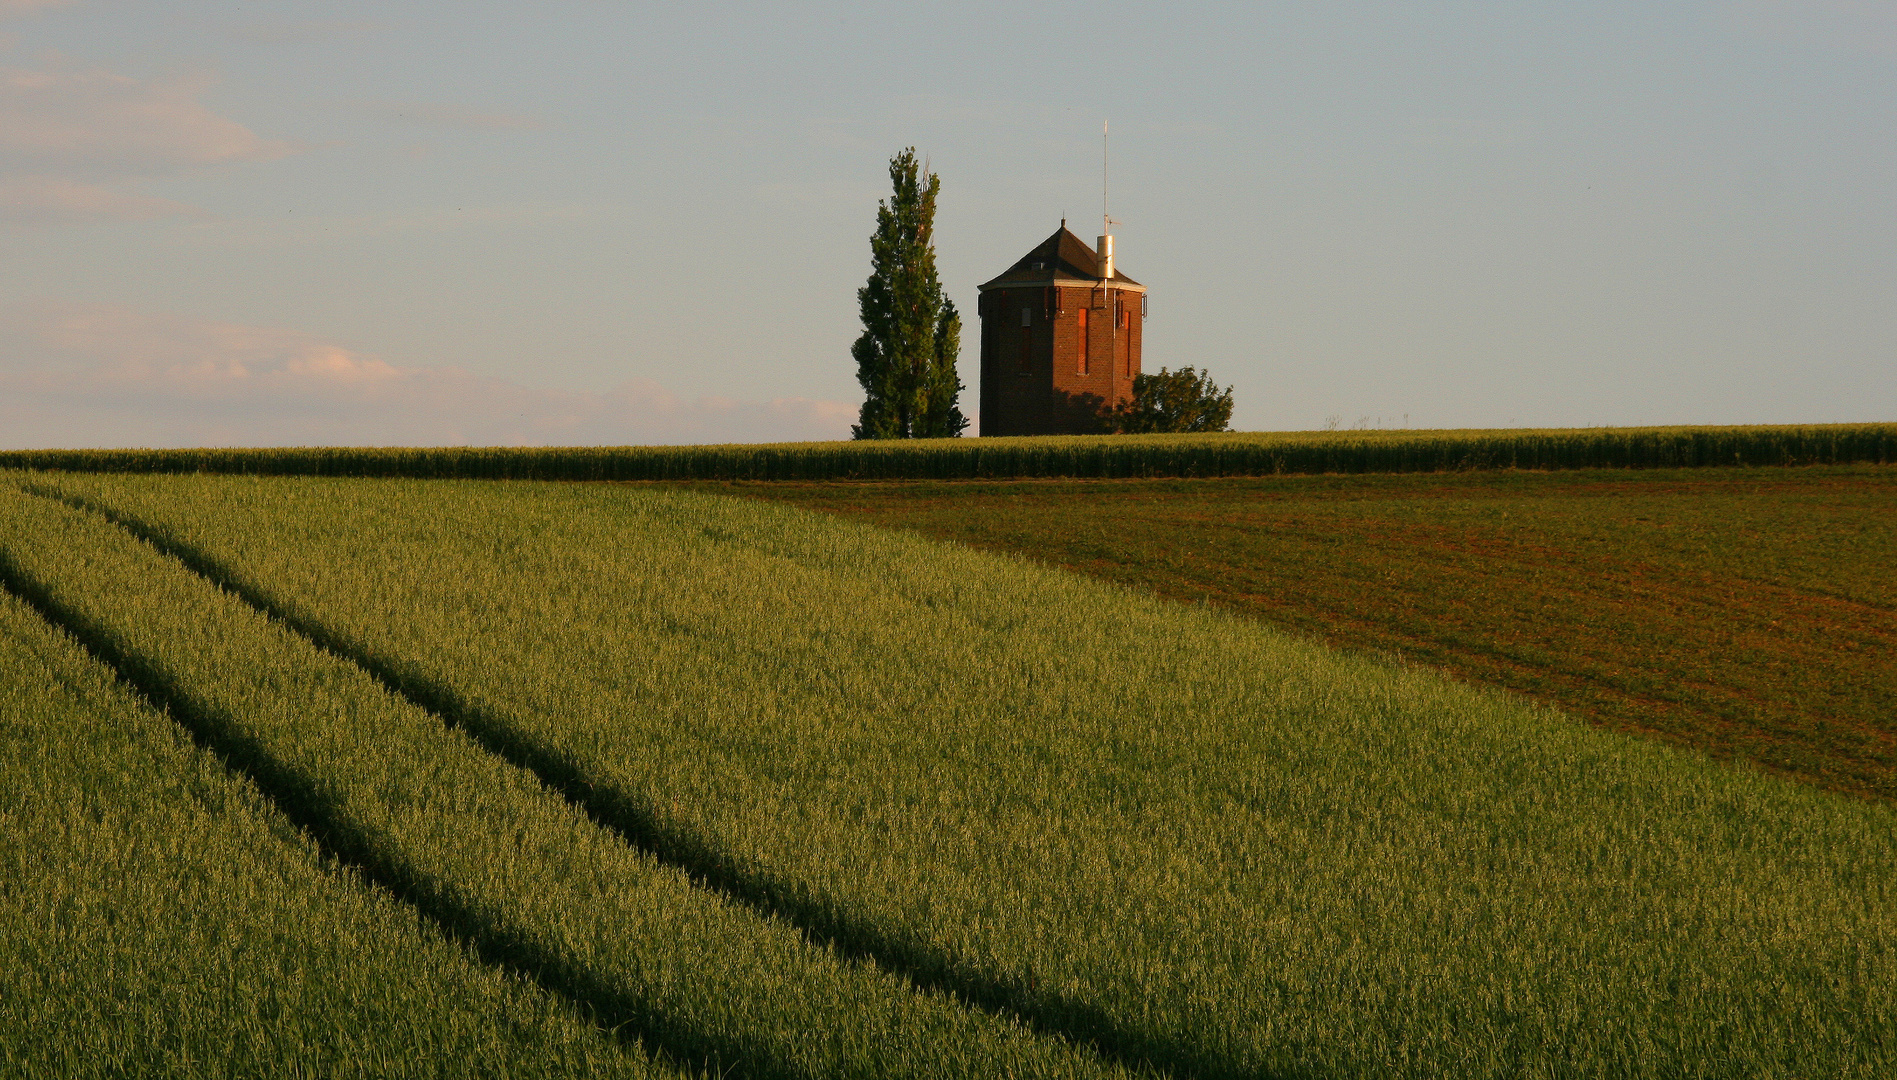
{"left": 1, "top": 0, "right": 1893, "bottom": 447}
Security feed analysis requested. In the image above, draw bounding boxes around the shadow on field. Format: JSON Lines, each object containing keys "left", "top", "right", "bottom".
{"left": 18, "top": 488, "right": 1286, "bottom": 1080}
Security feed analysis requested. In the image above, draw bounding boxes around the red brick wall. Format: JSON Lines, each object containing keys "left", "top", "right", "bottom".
{"left": 979, "top": 284, "right": 1142, "bottom": 436}
{"left": 978, "top": 288, "right": 1045, "bottom": 437}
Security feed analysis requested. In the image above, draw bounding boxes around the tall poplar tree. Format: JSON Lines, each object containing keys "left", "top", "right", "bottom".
{"left": 851, "top": 148, "right": 967, "bottom": 439}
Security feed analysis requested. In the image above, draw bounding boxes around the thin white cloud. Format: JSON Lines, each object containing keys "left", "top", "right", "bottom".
{"left": 0, "top": 174, "right": 199, "bottom": 223}
{"left": 0, "top": 61, "right": 296, "bottom": 225}
{"left": 0, "top": 302, "right": 856, "bottom": 448}
{"left": 0, "top": 64, "right": 295, "bottom": 170}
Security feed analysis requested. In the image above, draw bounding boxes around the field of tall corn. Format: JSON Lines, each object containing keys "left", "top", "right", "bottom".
{"left": 0, "top": 422, "right": 1890, "bottom": 481}
{"left": 3, "top": 470, "right": 1893, "bottom": 1078}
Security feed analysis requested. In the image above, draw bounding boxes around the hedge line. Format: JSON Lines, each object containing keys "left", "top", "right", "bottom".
{"left": 2, "top": 424, "right": 1891, "bottom": 482}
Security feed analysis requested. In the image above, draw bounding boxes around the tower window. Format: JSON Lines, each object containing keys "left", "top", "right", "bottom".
{"left": 1076, "top": 307, "right": 1090, "bottom": 376}
{"left": 1017, "top": 326, "right": 1032, "bottom": 375}
{"left": 1020, "top": 308, "right": 1032, "bottom": 327}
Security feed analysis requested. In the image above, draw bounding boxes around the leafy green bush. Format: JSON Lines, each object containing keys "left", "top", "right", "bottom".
{"left": 1106, "top": 366, "right": 1234, "bottom": 433}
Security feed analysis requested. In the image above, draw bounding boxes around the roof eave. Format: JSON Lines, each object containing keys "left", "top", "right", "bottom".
{"left": 976, "top": 275, "right": 1145, "bottom": 293}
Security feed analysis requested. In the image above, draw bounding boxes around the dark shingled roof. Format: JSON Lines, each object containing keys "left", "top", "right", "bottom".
{"left": 977, "top": 226, "right": 1142, "bottom": 291}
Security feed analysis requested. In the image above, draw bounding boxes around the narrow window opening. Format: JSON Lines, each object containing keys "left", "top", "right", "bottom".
{"left": 1076, "top": 307, "right": 1090, "bottom": 376}
{"left": 1120, "top": 305, "right": 1133, "bottom": 377}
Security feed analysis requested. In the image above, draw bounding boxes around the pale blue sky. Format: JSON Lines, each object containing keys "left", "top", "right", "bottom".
{"left": 2, "top": 1, "right": 1892, "bottom": 445}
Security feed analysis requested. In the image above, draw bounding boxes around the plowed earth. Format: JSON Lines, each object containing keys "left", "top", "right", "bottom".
{"left": 721, "top": 465, "right": 1897, "bottom": 802}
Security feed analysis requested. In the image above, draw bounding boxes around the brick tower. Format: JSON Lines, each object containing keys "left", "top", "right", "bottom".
{"left": 977, "top": 225, "right": 1145, "bottom": 436}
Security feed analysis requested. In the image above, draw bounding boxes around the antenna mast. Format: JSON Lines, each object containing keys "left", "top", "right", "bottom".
{"left": 1107, "top": 120, "right": 1115, "bottom": 256}
{"left": 1102, "top": 119, "right": 1120, "bottom": 379}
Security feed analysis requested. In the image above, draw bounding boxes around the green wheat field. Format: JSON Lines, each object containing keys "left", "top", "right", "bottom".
{"left": 3, "top": 445, "right": 1893, "bottom": 1078}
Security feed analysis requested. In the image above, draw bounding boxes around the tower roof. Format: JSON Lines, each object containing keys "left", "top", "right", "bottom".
{"left": 977, "top": 226, "right": 1143, "bottom": 292}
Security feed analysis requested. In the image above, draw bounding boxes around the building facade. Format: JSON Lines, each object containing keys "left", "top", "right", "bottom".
{"left": 977, "top": 226, "right": 1146, "bottom": 436}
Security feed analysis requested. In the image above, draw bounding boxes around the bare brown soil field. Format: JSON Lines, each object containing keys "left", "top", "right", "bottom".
{"left": 722, "top": 465, "right": 1897, "bottom": 801}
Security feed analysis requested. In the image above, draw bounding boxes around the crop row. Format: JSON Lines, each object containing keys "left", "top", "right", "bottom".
{"left": 1, "top": 422, "right": 1892, "bottom": 481}
{"left": 0, "top": 482, "right": 1129, "bottom": 1080}
{"left": 23, "top": 469, "right": 1897, "bottom": 1079}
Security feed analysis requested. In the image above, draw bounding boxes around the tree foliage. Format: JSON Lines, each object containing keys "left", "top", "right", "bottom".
{"left": 852, "top": 149, "right": 967, "bottom": 440}
{"left": 1107, "top": 366, "right": 1235, "bottom": 434}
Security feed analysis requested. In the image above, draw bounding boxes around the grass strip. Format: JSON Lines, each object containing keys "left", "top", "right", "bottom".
{"left": 0, "top": 590, "right": 681, "bottom": 1079}
{"left": 0, "top": 482, "right": 1134, "bottom": 1080}
{"left": 0, "top": 422, "right": 1891, "bottom": 481}
{"left": 43, "top": 470, "right": 1897, "bottom": 1079}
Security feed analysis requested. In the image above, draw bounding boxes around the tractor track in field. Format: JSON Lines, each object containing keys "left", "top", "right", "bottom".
{"left": 8, "top": 484, "right": 1206, "bottom": 1080}
{"left": 0, "top": 525, "right": 801, "bottom": 1080}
